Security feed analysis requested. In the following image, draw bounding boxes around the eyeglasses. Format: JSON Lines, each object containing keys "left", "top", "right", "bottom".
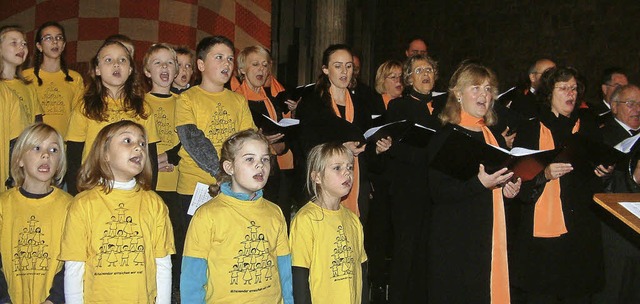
{"left": 554, "top": 85, "right": 578, "bottom": 93}
{"left": 605, "top": 82, "right": 624, "bottom": 88}
{"left": 385, "top": 74, "right": 401, "bottom": 81}
{"left": 616, "top": 100, "right": 640, "bottom": 109}
{"left": 41, "top": 35, "right": 65, "bottom": 43}
{"left": 413, "top": 66, "right": 434, "bottom": 75}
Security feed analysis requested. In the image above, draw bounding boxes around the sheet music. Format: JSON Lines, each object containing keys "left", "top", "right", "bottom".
{"left": 619, "top": 202, "right": 640, "bottom": 219}
{"left": 614, "top": 133, "right": 640, "bottom": 153}
{"left": 187, "top": 182, "right": 213, "bottom": 215}
{"left": 262, "top": 114, "right": 300, "bottom": 127}
{"left": 363, "top": 120, "right": 407, "bottom": 139}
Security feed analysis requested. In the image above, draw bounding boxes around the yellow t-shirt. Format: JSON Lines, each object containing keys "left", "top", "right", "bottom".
{"left": 0, "top": 187, "right": 72, "bottom": 303}
{"left": 289, "top": 202, "right": 367, "bottom": 304}
{"left": 23, "top": 68, "right": 85, "bottom": 137}
{"left": 183, "top": 192, "right": 289, "bottom": 303}
{"left": 59, "top": 186, "right": 175, "bottom": 304}
{"left": 0, "top": 83, "right": 28, "bottom": 193}
{"left": 146, "top": 92, "right": 179, "bottom": 192}
{"left": 174, "top": 86, "right": 256, "bottom": 195}
{"left": 3, "top": 78, "right": 43, "bottom": 123}
{"left": 65, "top": 96, "right": 160, "bottom": 161}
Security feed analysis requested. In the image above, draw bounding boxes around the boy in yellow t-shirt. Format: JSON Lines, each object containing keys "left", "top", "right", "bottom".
{"left": 174, "top": 36, "right": 255, "bottom": 220}
{"left": 143, "top": 43, "right": 186, "bottom": 290}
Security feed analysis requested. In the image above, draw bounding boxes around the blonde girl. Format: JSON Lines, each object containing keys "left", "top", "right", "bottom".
{"left": 0, "top": 123, "right": 71, "bottom": 304}
{"left": 289, "top": 142, "right": 368, "bottom": 304}
{"left": 59, "top": 120, "right": 174, "bottom": 303}
{"left": 181, "top": 129, "right": 292, "bottom": 304}
{"left": 0, "top": 25, "right": 43, "bottom": 123}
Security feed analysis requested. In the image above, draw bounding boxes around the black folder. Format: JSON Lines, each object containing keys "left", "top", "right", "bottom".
{"left": 555, "top": 134, "right": 627, "bottom": 169}
{"left": 363, "top": 120, "right": 436, "bottom": 148}
{"left": 250, "top": 110, "right": 299, "bottom": 137}
{"left": 430, "top": 128, "right": 560, "bottom": 181}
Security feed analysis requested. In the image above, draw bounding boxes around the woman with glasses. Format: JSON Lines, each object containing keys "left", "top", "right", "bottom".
{"left": 383, "top": 54, "right": 444, "bottom": 303}
{"left": 426, "top": 62, "right": 520, "bottom": 303}
{"left": 509, "top": 66, "right": 610, "bottom": 303}
{"left": 369, "top": 60, "right": 404, "bottom": 115}
{"left": 23, "top": 21, "right": 84, "bottom": 138}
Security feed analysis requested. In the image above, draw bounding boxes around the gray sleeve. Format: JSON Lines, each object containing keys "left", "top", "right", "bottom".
{"left": 176, "top": 124, "right": 220, "bottom": 177}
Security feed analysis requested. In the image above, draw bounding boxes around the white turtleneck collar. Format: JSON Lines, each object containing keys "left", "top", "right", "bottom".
{"left": 112, "top": 179, "right": 137, "bottom": 190}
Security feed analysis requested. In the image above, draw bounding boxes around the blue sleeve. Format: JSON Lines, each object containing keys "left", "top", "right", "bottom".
{"left": 277, "top": 254, "right": 293, "bottom": 304}
{"left": 180, "top": 256, "right": 208, "bottom": 304}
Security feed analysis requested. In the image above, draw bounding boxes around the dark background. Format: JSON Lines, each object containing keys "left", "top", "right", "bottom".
{"left": 273, "top": 0, "right": 640, "bottom": 104}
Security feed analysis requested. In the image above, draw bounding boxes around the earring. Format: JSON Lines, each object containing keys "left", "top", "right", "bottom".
{"left": 457, "top": 97, "right": 462, "bottom": 103}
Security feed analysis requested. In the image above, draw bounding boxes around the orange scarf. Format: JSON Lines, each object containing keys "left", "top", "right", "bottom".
{"left": 382, "top": 93, "right": 392, "bottom": 109}
{"left": 459, "top": 110, "right": 510, "bottom": 304}
{"left": 409, "top": 93, "right": 434, "bottom": 114}
{"left": 534, "top": 119, "right": 580, "bottom": 237}
{"left": 269, "top": 77, "right": 286, "bottom": 97}
{"left": 237, "top": 80, "right": 294, "bottom": 170}
{"left": 331, "top": 91, "right": 360, "bottom": 216}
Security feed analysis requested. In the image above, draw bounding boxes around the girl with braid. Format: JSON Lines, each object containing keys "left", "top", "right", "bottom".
{"left": 24, "top": 21, "right": 85, "bottom": 137}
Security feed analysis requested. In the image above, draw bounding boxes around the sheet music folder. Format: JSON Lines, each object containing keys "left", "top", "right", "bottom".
{"left": 250, "top": 110, "right": 299, "bottom": 137}
{"left": 363, "top": 120, "right": 436, "bottom": 147}
{"left": 430, "top": 128, "right": 559, "bottom": 181}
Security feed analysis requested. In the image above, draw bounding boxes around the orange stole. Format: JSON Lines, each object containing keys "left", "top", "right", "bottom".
{"left": 459, "top": 111, "right": 510, "bottom": 304}
{"left": 534, "top": 119, "right": 580, "bottom": 237}
{"left": 331, "top": 91, "right": 360, "bottom": 216}
{"left": 382, "top": 93, "right": 391, "bottom": 109}
{"left": 236, "top": 81, "right": 294, "bottom": 170}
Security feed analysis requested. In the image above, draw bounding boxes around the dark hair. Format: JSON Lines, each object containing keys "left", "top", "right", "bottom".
{"left": 315, "top": 44, "right": 353, "bottom": 97}
{"left": 83, "top": 41, "right": 147, "bottom": 121}
{"left": 537, "top": 66, "right": 584, "bottom": 107}
{"left": 601, "top": 67, "right": 628, "bottom": 85}
{"left": 33, "top": 21, "right": 73, "bottom": 86}
{"left": 196, "top": 36, "right": 235, "bottom": 61}
{"left": 174, "top": 45, "right": 194, "bottom": 59}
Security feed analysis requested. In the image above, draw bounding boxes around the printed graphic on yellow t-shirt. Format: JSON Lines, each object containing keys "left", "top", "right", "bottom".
{"left": 329, "top": 225, "right": 357, "bottom": 280}
{"left": 94, "top": 203, "right": 146, "bottom": 270}
{"left": 12, "top": 215, "right": 53, "bottom": 273}
{"left": 228, "top": 220, "right": 277, "bottom": 288}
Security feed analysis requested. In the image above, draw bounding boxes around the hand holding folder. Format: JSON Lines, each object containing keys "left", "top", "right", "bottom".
{"left": 429, "top": 128, "right": 559, "bottom": 181}
{"left": 250, "top": 111, "right": 299, "bottom": 138}
{"left": 363, "top": 120, "right": 436, "bottom": 148}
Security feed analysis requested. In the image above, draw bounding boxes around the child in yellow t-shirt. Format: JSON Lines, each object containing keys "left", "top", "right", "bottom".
{"left": 289, "top": 143, "right": 368, "bottom": 304}
{"left": 0, "top": 123, "right": 72, "bottom": 304}
{"left": 59, "top": 120, "right": 175, "bottom": 303}
{"left": 0, "top": 82, "right": 28, "bottom": 193}
{"left": 181, "top": 129, "right": 292, "bottom": 303}
{"left": 142, "top": 43, "right": 185, "bottom": 289}
{"left": 171, "top": 46, "right": 195, "bottom": 95}
{"left": 174, "top": 35, "right": 255, "bottom": 221}
{"left": 23, "top": 21, "right": 85, "bottom": 137}
{"left": 65, "top": 40, "right": 160, "bottom": 195}
{"left": 0, "top": 25, "right": 44, "bottom": 123}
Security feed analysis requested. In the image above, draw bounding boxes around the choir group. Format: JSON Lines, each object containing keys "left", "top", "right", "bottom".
{"left": 0, "top": 20, "right": 638, "bottom": 304}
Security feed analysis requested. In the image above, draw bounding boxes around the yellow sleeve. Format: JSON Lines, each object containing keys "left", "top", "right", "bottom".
{"left": 275, "top": 207, "right": 291, "bottom": 256}
{"left": 238, "top": 94, "right": 257, "bottom": 131}
{"left": 142, "top": 103, "right": 160, "bottom": 144}
{"left": 183, "top": 203, "right": 215, "bottom": 259}
{"left": 28, "top": 84, "right": 44, "bottom": 116}
{"left": 71, "top": 75, "right": 85, "bottom": 109}
{"left": 289, "top": 210, "right": 313, "bottom": 268}
{"left": 175, "top": 91, "right": 196, "bottom": 127}
{"left": 59, "top": 198, "right": 90, "bottom": 261}
{"left": 4, "top": 86, "right": 27, "bottom": 139}
{"left": 65, "top": 105, "right": 88, "bottom": 142}
{"left": 150, "top": 192, "right": 176, "bottom": 257}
